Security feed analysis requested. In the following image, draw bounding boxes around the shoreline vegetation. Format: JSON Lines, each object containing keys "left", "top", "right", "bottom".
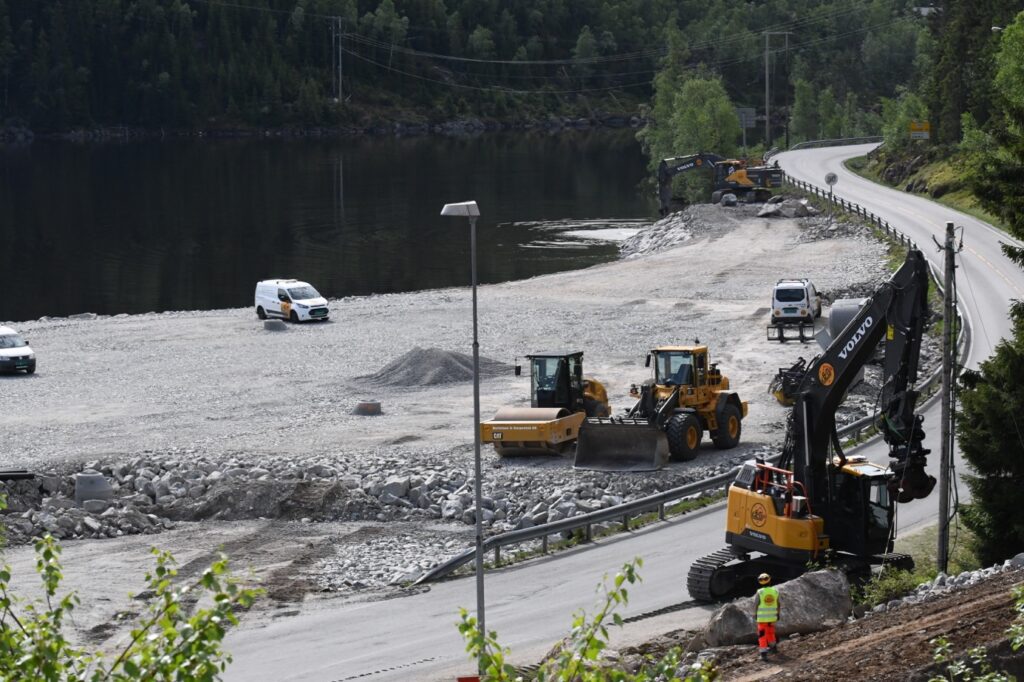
{"left": 0, "top": 112, "right": 645, "bottom": 146}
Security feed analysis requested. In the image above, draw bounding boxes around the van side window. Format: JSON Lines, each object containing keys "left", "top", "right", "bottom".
{"left": 278, "top": 289, "right": 290, "bottom": 302}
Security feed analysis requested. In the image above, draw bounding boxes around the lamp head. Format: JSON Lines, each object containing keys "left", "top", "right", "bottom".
{"left": 440, "top": 201, "right": 480, "bottom": 217}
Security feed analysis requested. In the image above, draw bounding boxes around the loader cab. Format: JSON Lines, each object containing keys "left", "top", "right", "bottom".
{"left": 827, "top": 457, "right": 895, "bottom": 557}
{"left": 647, "top": 345, "right": 712, "bottom": 403}
{"left": 528, "top": 352, "right": 584, "bottom": 413}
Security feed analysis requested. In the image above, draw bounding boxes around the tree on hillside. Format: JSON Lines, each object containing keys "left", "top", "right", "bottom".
{"left": 636, "top": 15, "right": 689, "bottom": 168}
{"left": 664, "top": 75, "right": 740, "bottom": 203}
{"left": 957, "top": 10, "right": 1024, "bottom": 566}
{"left": 789, "top": 78, "right": 818, "bottom": 143}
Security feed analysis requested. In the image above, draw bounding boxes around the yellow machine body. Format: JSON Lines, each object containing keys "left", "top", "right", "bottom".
{"left": 480, "top": 361, "right": 610, "bottom": 455}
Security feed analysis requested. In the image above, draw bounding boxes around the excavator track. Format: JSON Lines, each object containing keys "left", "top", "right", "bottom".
{"left": 687, "top": 547, "right": 740, "bottom": 602}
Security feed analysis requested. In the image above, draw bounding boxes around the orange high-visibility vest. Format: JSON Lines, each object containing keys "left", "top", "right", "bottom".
{"left": 756, "top": 586, "right": 779, "bottom": 623}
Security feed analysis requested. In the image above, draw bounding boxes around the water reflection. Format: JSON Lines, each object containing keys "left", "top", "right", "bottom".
{"left": 0, "top": 130, "right": 654, "bottom": 321}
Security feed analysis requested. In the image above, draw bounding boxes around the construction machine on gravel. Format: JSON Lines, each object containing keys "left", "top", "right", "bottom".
{"left": 574, "top": 344, "right": 748, "bottom": 471}
{"left": 658, "top": 153, "right": 783, "bottom": 214}
{"left": 479, "top": 351, "right": 610, "bottom": 456}
{"left": 687, "top": 249, "right": 936, "bottom": 602}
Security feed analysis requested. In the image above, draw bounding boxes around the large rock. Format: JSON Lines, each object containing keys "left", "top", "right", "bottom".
{"left": 702, "top": 570, "right": 851, "bottom": 646}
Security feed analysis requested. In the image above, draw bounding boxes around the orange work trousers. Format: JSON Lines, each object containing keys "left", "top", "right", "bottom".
{"left": 757, "top": 622, "right": 777, "bottom": 651}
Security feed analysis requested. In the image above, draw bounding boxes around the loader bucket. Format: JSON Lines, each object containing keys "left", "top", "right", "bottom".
{"left": 573, "top": 418, "right": 670, "bottom": 471}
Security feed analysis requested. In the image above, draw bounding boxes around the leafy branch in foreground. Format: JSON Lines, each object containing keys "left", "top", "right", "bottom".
{"left": 927, "top": 585, "right": 1024, "bottom": 682}
{"left": 0, "top": 533, "right": 261, "bottom": 681}
{"left": 458, "top": 558, "right": 716, "bottom": 681}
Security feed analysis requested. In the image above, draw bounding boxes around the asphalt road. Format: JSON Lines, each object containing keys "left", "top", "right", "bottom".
{"left": 223, "top": 144, "right": 1024, "bottom": 681}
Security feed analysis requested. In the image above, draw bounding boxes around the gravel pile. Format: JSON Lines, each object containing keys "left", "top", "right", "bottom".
{"left": 357, "top": 347, "right": 509, "bottom": 387}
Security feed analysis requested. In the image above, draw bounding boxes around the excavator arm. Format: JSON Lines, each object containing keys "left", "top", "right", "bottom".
{"left": 779, "top": 248, "right": 935, "bottom": 512}
{"left": 657, "top": 153, "right": 726, "bottom": 215}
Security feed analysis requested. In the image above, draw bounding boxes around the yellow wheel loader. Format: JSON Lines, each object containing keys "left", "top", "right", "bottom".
{"left": 479, "top": 351, "right": 610, "bottom": 456}
{"left": 574, "top": 345, "right": 748, "bottom": 471}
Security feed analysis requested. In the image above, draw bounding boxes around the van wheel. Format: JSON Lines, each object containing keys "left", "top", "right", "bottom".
{"left": 25, "top": 366, "right": 35, "bottom": 375}
{"left": 289, "top": 311, "right": 299, "bottom": 323}
{"left": 256, "top": 306, "right": 267, "bottom": 320}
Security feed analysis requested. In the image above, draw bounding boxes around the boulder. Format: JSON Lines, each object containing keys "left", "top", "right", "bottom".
{"left": 381, "top": 476, "right": 410, "bottom": 499}
{"left": 702, "top": 570, "right": 851, "bottom": 646}
{"left": 1009, "top": 552, "right": 1024, "bottom": 569}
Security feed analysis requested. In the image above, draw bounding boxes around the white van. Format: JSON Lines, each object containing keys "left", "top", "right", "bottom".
{"left": 0, "top": 325, "right": 36, "bottom": 374}
{"left": 255, "top": 279, "right": 330, "bottom": 322}
{"left": 771, "top": 279, "right": 821, "bottom": 324}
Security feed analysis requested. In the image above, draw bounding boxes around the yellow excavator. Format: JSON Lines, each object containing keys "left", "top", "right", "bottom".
{"left": 479, "top": 351, "right": 610, "bottom": 456}
{"left": 687, "top": 250, "right": 936, "bottom": 601}
{"left": 575, "top": 344, "right": 747, "bottom": 471}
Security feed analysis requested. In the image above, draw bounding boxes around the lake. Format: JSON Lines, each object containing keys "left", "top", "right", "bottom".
{"left": 0, "top": 130, "right": 655, "bottom": 321}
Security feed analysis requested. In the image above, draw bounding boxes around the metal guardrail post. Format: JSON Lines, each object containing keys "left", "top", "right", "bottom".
{"left": 622, "top": 514, "right": 629, "bottom": 530}
{"left": 542, "top": 535, "right": 548, "bottom": 554}
{"left": 659, "top": 503, "right": 666, "bottom": 521}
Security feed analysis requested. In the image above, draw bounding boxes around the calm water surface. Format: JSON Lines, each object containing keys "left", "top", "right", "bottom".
{"left": 1, "top": 130, "right": 654, "bottom": 321}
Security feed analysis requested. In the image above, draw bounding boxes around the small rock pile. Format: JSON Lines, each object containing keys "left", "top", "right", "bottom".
{"left": 866, "top": 554, "right": 1024, "bottom": 616}
{"left": 0, "top": 474, "right": 175, "bottom": 543}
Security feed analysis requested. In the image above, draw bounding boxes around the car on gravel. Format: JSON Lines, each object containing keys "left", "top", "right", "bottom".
{"left": 770, "top": 278, "right": 822, "bottom": 324}
{"left": 255, "top": 279, "right": 330, "bottom": 322}
{"left": 0, "top": 326, "right": 36, "bottom": 374}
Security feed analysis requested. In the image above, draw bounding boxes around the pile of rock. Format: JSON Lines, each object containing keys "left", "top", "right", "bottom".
{"left": 0, "top": 475, "right": 174, "bottom": 543}
{"left": 0, "top": 446, "right": 765, "bottom": 547}
{"left": 867, "top": 554, "right": 1024, "bottom": 616}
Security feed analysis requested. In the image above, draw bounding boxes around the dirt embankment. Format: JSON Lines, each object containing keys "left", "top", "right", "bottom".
{"left": 697, "top": 570, "right": 1024, "bottom": 681}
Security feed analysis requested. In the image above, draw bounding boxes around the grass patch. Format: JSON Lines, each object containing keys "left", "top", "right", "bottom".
{"left": 854, "top": 523, "right": 982, "bottom": 607}
{"left": 843, "top": 155, "right": 1010, "bottom": 234}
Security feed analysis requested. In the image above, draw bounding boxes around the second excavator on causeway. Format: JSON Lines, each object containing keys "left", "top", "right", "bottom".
{"left": 688, "top": 248, "right": 937, "bottom": 601}
{"left": 658, "top": 153, "right": 783, "bottom": 215}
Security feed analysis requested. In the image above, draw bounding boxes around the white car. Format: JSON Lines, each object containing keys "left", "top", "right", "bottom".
{"left": 255, "top": 279, "right": 330, "bottom": 322}
{"left": 771, "top": 279, "right": 821, "bottom": 324}
{"left": 0, "top": 325, "right": 36, "bottom": 374}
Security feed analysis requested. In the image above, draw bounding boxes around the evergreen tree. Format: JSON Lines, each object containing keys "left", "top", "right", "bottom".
{"left": 958, "top": 10, "right": 1024, "bottom": 565}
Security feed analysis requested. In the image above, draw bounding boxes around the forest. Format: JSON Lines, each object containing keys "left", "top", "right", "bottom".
{"left": 0, "top": 0, "right": 932, "bottom": 136}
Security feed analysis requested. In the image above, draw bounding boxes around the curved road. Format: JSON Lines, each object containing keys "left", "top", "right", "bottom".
{"left": 224, "top": 145, "right": 1023, "bottom": 681}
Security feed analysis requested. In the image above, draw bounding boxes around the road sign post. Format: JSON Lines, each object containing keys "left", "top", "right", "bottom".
{"left": 825, "top": 172, "right": 838, "bottom": 221}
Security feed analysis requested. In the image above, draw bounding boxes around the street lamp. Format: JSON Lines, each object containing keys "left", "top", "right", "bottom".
{"left": 440, "top": 200, "right": 485, "bottom": 671}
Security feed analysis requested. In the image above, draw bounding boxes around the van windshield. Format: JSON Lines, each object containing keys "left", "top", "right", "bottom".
{"left": 775, "top": 287, "right": 806, "bottom": 303}
{"left": 288, "top": 286, "right": 320, "bottom": 300}
{"left": 0, "top": 334, "right": 28, "bottom": 349}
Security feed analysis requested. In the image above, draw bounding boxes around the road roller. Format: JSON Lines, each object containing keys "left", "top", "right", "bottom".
{"left": 479, "top": 351, "right": 610, "bottom": 456}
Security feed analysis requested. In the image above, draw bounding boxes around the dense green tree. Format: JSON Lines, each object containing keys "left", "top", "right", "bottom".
{"left": 957, "top": 10, "right": 1024, "bottom": 566}
{"left": 789, "top": 78, "right": 817, "bottom": 143}
{"left": 571, "top": 25, "right": 598, "bottom": 81}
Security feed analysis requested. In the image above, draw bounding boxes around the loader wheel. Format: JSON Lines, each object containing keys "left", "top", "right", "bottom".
{"left": 712, "top": 404, "right": 742, "bottom": 449}
{"left": 667, "top": 413, "right": 702, "bottom": 461}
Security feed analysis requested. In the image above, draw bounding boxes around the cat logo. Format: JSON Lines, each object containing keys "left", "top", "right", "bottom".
{"left": 751, "top": 503, "right": 767, "bottom": 527}
{"left": 818, "top": 362, "right": 835, "bottom": 387}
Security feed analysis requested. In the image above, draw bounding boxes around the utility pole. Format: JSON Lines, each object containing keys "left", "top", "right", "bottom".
{"left": 342, "top": 17, "right": 350, "bottom": 102}
{"left": 935, "top": 220, "right": 960, "bottom": 574}
{"left": 763, "top": 31, "right": 793, "bottom": 149}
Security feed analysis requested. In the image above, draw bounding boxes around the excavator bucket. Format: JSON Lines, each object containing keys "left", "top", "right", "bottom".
{"left": 573, "top": 418, "right": 670, "bottom": 471}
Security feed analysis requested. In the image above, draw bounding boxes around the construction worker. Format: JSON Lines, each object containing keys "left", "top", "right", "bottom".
{"left": 754, "top": 573, "right": 780, "bottom": 661}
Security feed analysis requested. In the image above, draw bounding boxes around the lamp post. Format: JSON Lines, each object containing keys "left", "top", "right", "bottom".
{"left": 440, "top": 200, "right": 485, "bottom": 671}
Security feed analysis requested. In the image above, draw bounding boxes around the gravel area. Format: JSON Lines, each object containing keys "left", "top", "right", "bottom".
{"left": 0, "top": 201, "right": 935, "bottom": 646}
